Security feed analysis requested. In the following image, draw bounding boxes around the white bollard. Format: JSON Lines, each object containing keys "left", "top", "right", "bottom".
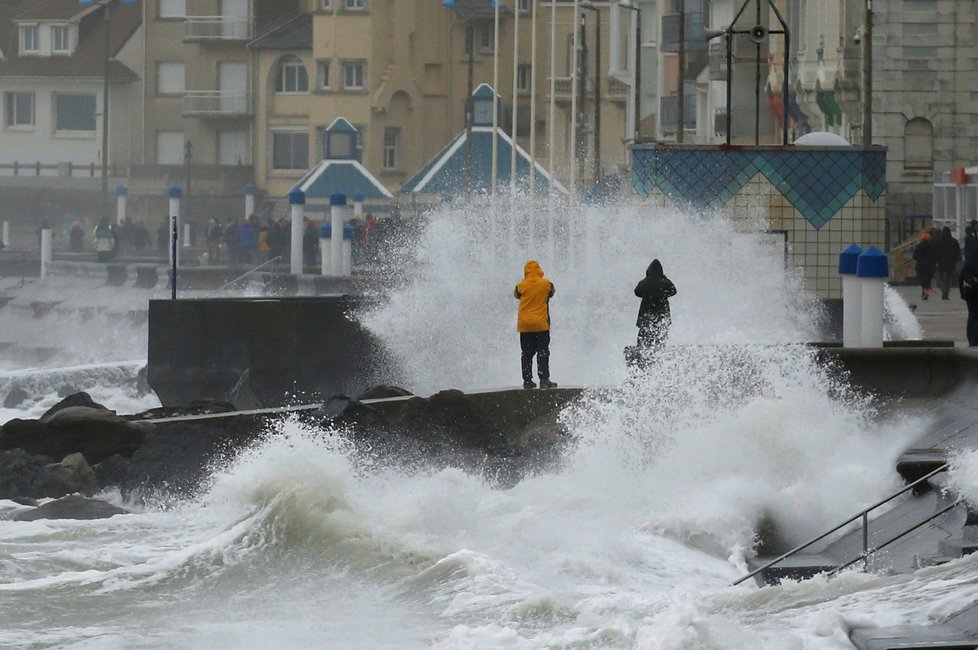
{"left": 40, "top": 228, "right": 52, "bottom": 278}
{"left": 320, "top": 225, "right": 332, "bottom": 277}
{"left": 168, "top": 186, "right": 181, "bottom": 268}
{"left": 183, "top": 223, "right": 192, "bottom": 249}
{"left": 289, "top": 189, "right": 305, "bottom": 275}
{"left": 839, "top": 244, "right": 863, "bottom": 347}
{"left": 330, "top": 192, "right": 346, "bottom": 277}
{"left": 857, "top": 246, "right": 890, "bottom": 349}
{"left": 342, "top": 223, "right": 352, "bottom": 276}
{"left": 116, "top": 185, "right": 127, "bottom": 225}
{"left": 352, "top": 192, "right": 364, "bottom": 220}
{"left": 245, "top": 183, "right": 257, "bottom": 221}
{"left": 2, "top": 221, "right": 9, "bottom": 247}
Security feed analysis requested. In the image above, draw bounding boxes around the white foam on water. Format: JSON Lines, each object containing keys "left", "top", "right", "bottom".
{"left": 0, "top": 200, "right": 946, "bottom": 648}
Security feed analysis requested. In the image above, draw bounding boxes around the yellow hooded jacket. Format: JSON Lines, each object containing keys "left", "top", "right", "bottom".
{"left": 514, "top": 260, "right": 555, "bottom": 333}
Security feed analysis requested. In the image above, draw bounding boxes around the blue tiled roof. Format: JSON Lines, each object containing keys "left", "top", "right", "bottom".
{"left": 293, "top": 160, "right": 393, "bottom": 201}
{"left": 401, "top": 127, "right": 566, "bottom": 198}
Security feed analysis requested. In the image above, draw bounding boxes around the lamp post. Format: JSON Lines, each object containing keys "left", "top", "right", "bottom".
{"left": 581, "top": 1, "right": 601, "bottom": 187}
{"left": 619, "top": 2, "right": 641, "bottom": 143}
{"left": 862, "top": 0, "right": 873, "bottom": 147}
{"left": 79, "top": 0, "right": 135, "bottom": 211}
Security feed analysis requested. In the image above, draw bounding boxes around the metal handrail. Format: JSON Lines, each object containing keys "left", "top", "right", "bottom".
{"left": 219, "top": 256, "right": 281, "bottom": 291}
{"left": 732, "top": 463, "right": 950, "bottom": 586}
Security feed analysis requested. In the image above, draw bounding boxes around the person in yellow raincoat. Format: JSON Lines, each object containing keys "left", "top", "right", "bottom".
{"left": 514, "top": 260, "right": 556, "bottom": 389}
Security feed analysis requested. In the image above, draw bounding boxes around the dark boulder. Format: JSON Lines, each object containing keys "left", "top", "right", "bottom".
{"left": 40, "top": 392, "right": 107, "bottom": 421}
{"left": 130, "top": 399, "right": 238, "bottom": 421}
{"left": 359, "top": 385, "right": 414, "bottom": 401}
{"left": 1, "top": 407, "right": 147, "bottom": 464}
{"left": 396, "top": 390, "right": 509, "bottom": 452}
{"left": 13, "top": 494, "right": 128, "bottom": 521}
{"left": 3, "top": 386, "right": 29, "bottom": 409}
{"left": 92, "top": 454, "right": 135, "bottom": 490}
{"left": 316, "top": 395, "right": 388, "bottom": 430}
{"left": 0, "top": 449, "right": 97, "bottom": 499}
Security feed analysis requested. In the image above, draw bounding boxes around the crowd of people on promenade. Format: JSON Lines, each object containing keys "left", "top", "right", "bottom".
{"left": 912, "top": 220, "right": 978, "bottom": 346}
{"left": 41, "top": 211, "right": 390, "bottom": 268}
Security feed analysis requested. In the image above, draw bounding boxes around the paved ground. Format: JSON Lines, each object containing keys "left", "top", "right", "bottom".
{"left": 892, "top": 283, "right": 971, "bottom": 346}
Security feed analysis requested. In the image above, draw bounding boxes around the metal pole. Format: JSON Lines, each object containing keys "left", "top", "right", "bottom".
{"left": 529, "top": 0, "right": 538, "bottom": 198}
{"left": 570, "top": 0, "right": 580, "bottom": 200}
{"left": 635, "top": 8, "right": 641, "bottom": 142}
{"left": 511, "top": 0, "right": 520, "bottom": 196}
{"left": 783, "top": 28, "right": 790, "bottom": 145}
{"left": 862, "top": 0, "right": 873, "bottom": 147}
{"left": 676, "top": 0, "right": 685, "bottom": 143}
{"left": 101, "top": 2, "right": 111, "bottom": 207}
{"left": 577, "top": 11, "right": 587, "bottom": 190}
{"left": 754, "top": 0, "right": 761, "bottom": 145}
{"left": 466, "top": 22, "right": 475, "bottom": 195}
{"left": 170, "top": 215, "right": 178, "bottom": 300}
{"left": 492, "top": 1, "right": 501, "bottom": 197}
{"left": 862, "top": 512, "right": 869, "bottom": 570}
{"left": 726, "top": 31, "right": 732, "bottom": 145}
{"left": 548, "top": 0, "right": 557, "bottom": 197}
{"left": 594, "top": 8, "right": 601, "bottom": 186}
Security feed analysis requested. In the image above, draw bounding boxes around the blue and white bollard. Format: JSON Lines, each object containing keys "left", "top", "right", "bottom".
{"left": 245, "top": 183, "right": 257, "bottom": 221}
{"left": 857, "top": 246, "right": 890, "bottom": 348}
{"left": 168, "top": 186, "right": 181, "bottom": 268}
{"left": 330, "top": 192, "right": 346, "bottom": 277}
{"left": 839, "top": 244, "right": 864, "bottom": 347}
{"left": 116, "top": 185, "right": 127, "bottom": 225}
{"left": 320, "top": 223, "right": 333, "bottom": 277}
{"left": 289, "top": 189, "right": 305, "bottom": 275}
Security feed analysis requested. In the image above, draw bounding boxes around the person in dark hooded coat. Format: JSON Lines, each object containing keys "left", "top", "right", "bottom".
{"left": 634, "top": 259, "right": 677, "bottom": 349}
{"left": 960, "top": 253, "right": 978, "bottom": 346}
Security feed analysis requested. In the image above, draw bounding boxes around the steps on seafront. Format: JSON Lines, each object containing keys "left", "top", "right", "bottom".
{"left": 850, "top": 625, "right": 978, "bottom": 650}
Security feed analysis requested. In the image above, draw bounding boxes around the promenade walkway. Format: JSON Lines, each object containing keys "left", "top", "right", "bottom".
{"left": 893, "top": 284, "right": 970, "bottom": 346}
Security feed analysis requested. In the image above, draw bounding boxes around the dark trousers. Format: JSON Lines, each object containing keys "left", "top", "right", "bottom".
{"left": 520, "top": 331, "right": 550, "bottom": 382}
{"left": 968, "top": 315, "right": 978, "bottom": 347}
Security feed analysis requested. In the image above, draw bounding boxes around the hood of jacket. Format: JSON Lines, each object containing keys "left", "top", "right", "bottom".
{"left": 524, "top": 260, "right": 544, "bottom": 279}
{"left": 646, "top": 259, "right": 663, "bottom": 278}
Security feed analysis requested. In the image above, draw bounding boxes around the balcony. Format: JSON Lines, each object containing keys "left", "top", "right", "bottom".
{"left": 708, "top": 40, "right": 727, "bottom": 81}
{"left": 184, "top": 16, "right": 252, "bottom": 42}
{"left": 607, "top": 78, "right": 629, "bottom": 102}
{"left": 661, "top": 12, "right": 711, "bottom": 53}
{"left": 183, "top": 92, "right": 252, "bottom": 118}
{"left": 659, "top": 93, "right": 697, "bottom": 135}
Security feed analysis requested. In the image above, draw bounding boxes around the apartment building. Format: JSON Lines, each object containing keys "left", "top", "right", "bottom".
{"left": 138, "top": 0, "right": 297, "bottom": 175}
{"left": 249, "top": 0, "right": 637, "bottom": 198}
{"left": 0, "top": 0, "right": 141, "bottom": 172}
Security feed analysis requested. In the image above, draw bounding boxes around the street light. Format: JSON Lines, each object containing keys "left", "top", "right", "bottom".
{"left": 618, "top": 1, "right": 641, "bottom": 144}
{"left": 79, "top": 0, "right": 136, "bottom": 211}
{"left": 581, "top": 1, "right": 601, "bottom": 186}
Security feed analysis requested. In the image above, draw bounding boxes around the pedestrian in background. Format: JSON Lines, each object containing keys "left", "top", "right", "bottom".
{"left": 960, "top": 253, "right": 978, "bottom": 346}
{"left": 937, "top": 226, "right": 961, "bottom": 300}
{"left": 634, "top": 259, "right": 677, "bottom": 350}
{"left": 913, "top": 229, "right": 939, "bottom": 300}
{"left": 965, "top": 219, "right": 978, "bottom": 264}
{"left": 514, "top": 260, "right": 556, "bottom": 390}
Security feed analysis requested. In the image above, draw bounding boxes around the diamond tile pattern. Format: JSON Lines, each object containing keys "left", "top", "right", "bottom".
{"left": 631, "top": 146, "right": 887, "bottom": 229}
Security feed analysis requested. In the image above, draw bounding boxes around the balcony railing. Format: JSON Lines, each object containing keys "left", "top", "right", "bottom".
{"left": 184, "top": 16, "right": 252, "bottom": 41}
{"left": 708, "top": 40, "right": 728, "bottom": 81}
{"left": 661, "top": 12, "right": 711, "bottom": 52}
{"left": 183, "top": 92, "right": 252, "bottom": 117}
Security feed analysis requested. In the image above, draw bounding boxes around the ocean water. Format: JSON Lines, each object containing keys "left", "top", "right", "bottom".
{"left": 0, "top": 201, "right": 964, "bottom": 650}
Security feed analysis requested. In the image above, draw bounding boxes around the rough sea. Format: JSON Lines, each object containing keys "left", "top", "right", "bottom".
{"left": 4, "top": 202, "right": 974, "bottom": 650}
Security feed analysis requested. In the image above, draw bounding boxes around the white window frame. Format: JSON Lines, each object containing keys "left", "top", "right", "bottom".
{"left": 479, "top": 23, "right": 494, "bottom": 52}
{"left": 518, "top": 0, "right": 530, "bottom": 12}
{"left": 20, "top": 24, "right": 38, "bottom": 54}
{"left": 5, "top": 92, "right": 34, "bottom": 129}
{"left": 318, "top": 60, "right": 331, "bottom": 90}
{"left": 276, "top": 56, "right": 309, "bottom": 94}
{"left": 321, "top": 0, "right": 332, "bottom": 9}
{"left": 271, "top": 129, "right": 310, "bottom": 171}
{"left": 517, "top": 63, "right": 531, "bottom": 95}
{"left": 342, "top": 60, "right": 366, "bottom": 90}
{"left": 157, "top": 62, "right": 186, "bottom": 95}
{"left": 52, "top": 24, "right": 70, "bottom": 54}
{"left": 159, "top": 0, "right": 187, "bottom": 18}
{"left": 383, "top": 127, "right": 399, "bottom": 170}
{"left": 53, "top": 93, "right": 97, "bottom": 134}
{"left": 156, "top": 130, "right": 185, "bottom": 165}
{"left": 344, "top": 0, "right": 366, "bottom": 10}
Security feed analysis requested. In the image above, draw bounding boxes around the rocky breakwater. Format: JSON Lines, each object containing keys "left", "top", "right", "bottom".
{"left": 0, "top": 386, "right": 581, "bottom": 520}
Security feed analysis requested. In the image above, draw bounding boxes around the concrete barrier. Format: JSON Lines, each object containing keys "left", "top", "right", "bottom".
{"left": 105, "top": 264, "right": 128, "bottom": 287}
{"left": 133, "top": 265, "right": 160, "bottom": 289}
{"left": 147, "top": 296, "right": 396, "bottom": 407}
